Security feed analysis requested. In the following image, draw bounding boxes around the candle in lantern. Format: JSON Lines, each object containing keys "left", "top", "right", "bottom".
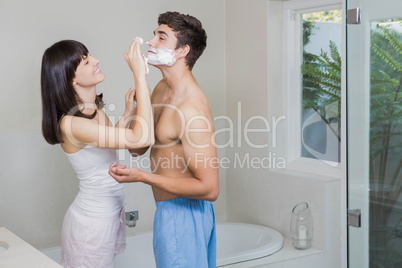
{"left": 298, "top": 224, "right": 307, "bottom": 246}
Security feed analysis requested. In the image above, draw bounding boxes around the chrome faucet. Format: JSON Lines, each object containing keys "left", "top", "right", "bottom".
{"left": 125, "top": 210, "right": 139, "bottom": 227}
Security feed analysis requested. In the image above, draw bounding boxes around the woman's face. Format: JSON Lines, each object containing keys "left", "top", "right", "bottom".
{"left": 73, "top": 54, "right": 105, "bottom": 88}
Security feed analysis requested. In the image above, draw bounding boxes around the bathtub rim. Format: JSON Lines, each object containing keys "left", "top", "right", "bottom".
{"left": 41, "top": 221, "right": 284, "bottom": 267}
{"left": 215, "top": 221, "right": 284, "bottom": 266}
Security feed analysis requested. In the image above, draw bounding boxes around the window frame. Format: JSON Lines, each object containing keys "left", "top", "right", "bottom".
{"left": 282, "top": 0, "right": 342, "bottom": 178}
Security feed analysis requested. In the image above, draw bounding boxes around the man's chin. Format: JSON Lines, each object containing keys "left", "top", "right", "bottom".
{"left": 150, "top": 64, "right": 164, "bottom": 69}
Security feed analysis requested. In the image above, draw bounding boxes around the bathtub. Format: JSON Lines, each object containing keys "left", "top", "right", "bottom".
{"left": 42, "top": 222, "right": 283, "bottom": 267}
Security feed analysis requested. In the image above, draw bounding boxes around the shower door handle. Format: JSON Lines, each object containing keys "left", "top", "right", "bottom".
{"left": 348, "top": 209, "right": 361, "bottom": 228}
{"left": 347, "top": 8, "right": 361, "bottom": 24}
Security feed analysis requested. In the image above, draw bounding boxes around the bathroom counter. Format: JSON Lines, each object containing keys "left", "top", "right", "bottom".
{"left": 0, "top": 227, "right": 62, "bottom": 268}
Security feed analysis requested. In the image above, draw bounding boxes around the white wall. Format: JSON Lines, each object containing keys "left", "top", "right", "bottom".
{"left": 0, "top": 0, "right": 226, "bottom": 249}
{"left": 225, "top": 0, "right": 342, "bottom": 267}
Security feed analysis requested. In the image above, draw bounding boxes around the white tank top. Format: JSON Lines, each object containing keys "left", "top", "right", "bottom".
{"left": 64, "top": 145, "right": 125, "bottom": 217}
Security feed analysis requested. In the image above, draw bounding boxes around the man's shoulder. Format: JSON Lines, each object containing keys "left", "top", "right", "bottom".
{"left": 155, "top": 79, "right": 168, "bottom": 90}
{"left": 179, "top": 97, "right": 211, "bottom": 120}
{"left": 151, "top": 80, "right": 169, "bottom": 101}
{"left": 152, "top": 79, "right": 167, "bottom": 93}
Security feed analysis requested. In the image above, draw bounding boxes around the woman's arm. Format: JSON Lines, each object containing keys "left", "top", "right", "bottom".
{"left": 123, "top": 38, "right": 154, "bottom": 147}
{"left": 60, "top": 38, "right": 154, "bottom": 150}
{"left": 60, "top": 115, "right": 151, "bottom": 149}
{"left": 115, "top": 88, "right": 136, "bottom": 129}
{"left": 127, "top": 83, "right": 155, "bottom": 156}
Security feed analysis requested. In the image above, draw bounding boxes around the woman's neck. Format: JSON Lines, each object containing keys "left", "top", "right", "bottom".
{"left": 74, "top": 85, "right": 98, "bottom": 115}
{"left": 75, "top": 85, "right": 97, "bottom": 105}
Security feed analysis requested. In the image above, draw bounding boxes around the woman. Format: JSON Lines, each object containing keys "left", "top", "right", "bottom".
{"left": 40, "top": 38, "right": 153, "bottom": 267}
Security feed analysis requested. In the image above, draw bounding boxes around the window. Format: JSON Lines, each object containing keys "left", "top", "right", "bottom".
{"left": 301, "top": 10, "right": 342, "bottom": 162}
{"left": 283, "top": 0, "right": 342, "bottom": 174}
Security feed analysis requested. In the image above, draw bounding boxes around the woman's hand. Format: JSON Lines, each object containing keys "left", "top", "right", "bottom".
{"left": 123, "top": 37, "right": 147, "bottom": 80}
{"left": 124, "top": 87, "right": 137, "bottom": 116}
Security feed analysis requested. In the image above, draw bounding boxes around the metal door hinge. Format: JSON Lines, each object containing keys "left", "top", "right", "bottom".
{"left": 347, "top": 8, "right": 361, "bottom": 24}
{"left": 348, "top": 209, "right": 361, "bottom": 227}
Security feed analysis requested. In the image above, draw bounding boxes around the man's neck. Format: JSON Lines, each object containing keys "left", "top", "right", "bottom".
{"left": 160, "top": 64, "right": 195, "bottom": 94}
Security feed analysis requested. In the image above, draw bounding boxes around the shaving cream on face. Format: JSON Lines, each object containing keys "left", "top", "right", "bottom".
{"left": 146, "top": 46, "right": 177, "bottom": 66}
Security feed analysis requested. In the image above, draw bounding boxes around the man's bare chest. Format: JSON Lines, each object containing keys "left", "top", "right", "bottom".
{"left": 153, "top": 102, "right": 184, "bottom": 145}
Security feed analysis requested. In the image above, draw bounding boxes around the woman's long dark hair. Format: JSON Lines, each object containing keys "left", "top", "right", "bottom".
{"left": 41, "top": 40, "right": 104, "bottom": 145}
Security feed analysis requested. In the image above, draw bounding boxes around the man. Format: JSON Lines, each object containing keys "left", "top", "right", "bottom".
{"left": 109, "top": 11, "right": 219, "bottom": 267}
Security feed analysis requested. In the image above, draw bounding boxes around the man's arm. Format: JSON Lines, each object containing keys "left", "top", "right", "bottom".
{"left": 109, "top": 106, "right": 219, "bottom": 201}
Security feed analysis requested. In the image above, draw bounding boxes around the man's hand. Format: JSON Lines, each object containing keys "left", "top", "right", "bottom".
{"left": 109, "top": 162, "right": 141, "bottom": 183}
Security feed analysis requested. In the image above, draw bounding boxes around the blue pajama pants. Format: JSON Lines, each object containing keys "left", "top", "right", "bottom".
{"left": 153, "top": 197, "right": 216, "bottom": 268}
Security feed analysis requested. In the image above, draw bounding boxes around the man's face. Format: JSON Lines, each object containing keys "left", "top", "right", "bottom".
{"left": 147, "top": 24, "right": 177, "bottom": 49}
{"left": 146, "top": 24, "right": 178, "bottom": 66}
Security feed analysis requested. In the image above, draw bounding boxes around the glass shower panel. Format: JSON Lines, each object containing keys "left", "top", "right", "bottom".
{"left": 347, "top": 0, "right": 402, "bottom": 267}
{"left": 368, "top": 18, "right": 402, "bottom": 267}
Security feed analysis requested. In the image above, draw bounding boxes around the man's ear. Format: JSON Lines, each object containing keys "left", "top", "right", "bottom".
{"left": 177, "top": 44, "right": 190, "bottom": 59}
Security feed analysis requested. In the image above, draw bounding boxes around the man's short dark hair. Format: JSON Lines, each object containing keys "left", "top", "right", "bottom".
{"left": 158, "top": 11, "right": 207, "bottom": 70}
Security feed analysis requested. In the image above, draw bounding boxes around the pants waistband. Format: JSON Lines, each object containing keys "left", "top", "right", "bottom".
{"left": 155, "top": 197, "right": 211, "bottom": 209}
